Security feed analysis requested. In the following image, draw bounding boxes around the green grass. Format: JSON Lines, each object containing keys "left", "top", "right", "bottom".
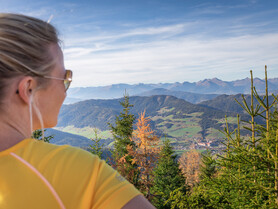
{"left": 175, "top": 149, "right": 206, "bottom": 157}
{"left": 55, "top": 126, "right": 113, "bottom": 139}
{"left": 206, "top": 128, "right": 225, "bottom": 139}
{"left": 151, "top": 112, "right": 203, "bottom": 140}
{"left": 151, "top": 113, "right": 202, "bottom": 123}
{"left": 157, "top": 107, "right": 175, "bottom": 114}
{"left": 99, "top": 130, "right": 113, "bottom": 139}
{"left": 168, "top": 126, "right": 201, "bottom": 138}
{"left": 175, "top": 150, "right": 186, "bottom": 156}
{"left": 186, "top": 112, "right": 203, "bottom": 117}
{"left": 151, "top": 115, "right": 175, "bottom": 121}
{"left": 216, "top": 117, "right": 238, "bottom": 124}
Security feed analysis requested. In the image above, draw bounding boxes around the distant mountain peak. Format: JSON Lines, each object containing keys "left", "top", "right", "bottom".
{"left": 67, "top": 76, "right": 278, "bottom": 102}
{"left": 196, "top": 77, "right": 227, "bottom": 87}
{"left": 211, "top": 77, "right": 221, "bottom": 81}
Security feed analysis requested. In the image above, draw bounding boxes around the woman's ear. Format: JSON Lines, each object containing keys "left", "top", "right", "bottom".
{"left": 17, "top": 76, "right": 35, "bottom": 104}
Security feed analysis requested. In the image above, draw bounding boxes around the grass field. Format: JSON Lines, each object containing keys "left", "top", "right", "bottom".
{"left": 206, "top": 128, "right": 225, "bottom": 139}
{"left": 152, "top": 112, "right": 203, "bottom": 140}
{"left": 175, "top": 149, "right": 206, "bottom": 157}
{"left": 55, "top": 126, "right": 113, "bottom": 139}
{"left": 216, "top": 116, "right": 238, "bottom": 124}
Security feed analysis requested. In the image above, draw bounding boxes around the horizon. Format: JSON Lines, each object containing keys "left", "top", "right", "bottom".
{"left": 68, "top": 75, "right": 278, "bottom": 88}
{"left": 2, "top": 0, "right": 278, "bottom": 87}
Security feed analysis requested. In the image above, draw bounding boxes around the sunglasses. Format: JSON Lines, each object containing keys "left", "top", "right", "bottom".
{"left": 43, "top": 69, "right": 73, "bottom": 91}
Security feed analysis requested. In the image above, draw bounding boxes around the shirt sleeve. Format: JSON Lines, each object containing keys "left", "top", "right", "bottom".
{"left": 90, "top": 158, "right": 142, "bottom": 209}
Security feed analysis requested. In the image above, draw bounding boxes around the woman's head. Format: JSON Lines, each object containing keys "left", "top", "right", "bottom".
{"left": 0, "top": 13, "right": 59, "bottom": 102}
{"left": 0, "top": 13, "right": 69, "bottom": 133}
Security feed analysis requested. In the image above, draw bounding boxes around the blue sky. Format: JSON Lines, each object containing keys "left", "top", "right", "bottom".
{"left": 2, "top": 0, "right": 278, "bottom": 87}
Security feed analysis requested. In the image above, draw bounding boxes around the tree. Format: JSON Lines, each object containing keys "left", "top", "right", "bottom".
{"left": 108, "top": 92, "right": 138, "bottom": 184}
{"left": 32, "top": 129, "right": 53, "bottom": 143}
{"left": 186, "top": 67, "right": 278, "bottom": 208}
{"left": 199, "top": 151, "right": 217, "bottom": 181}
{"left": 128, "top": 110, "right": 160, "bottom": 200}
{"left": 88, "top": 128, "right": 104, "bottom": 159}
{"left": 151, "top": 138, "right": 187, "bottom": 209}
{"left": 179, "top": 150, "right": 202, "bottom": 187}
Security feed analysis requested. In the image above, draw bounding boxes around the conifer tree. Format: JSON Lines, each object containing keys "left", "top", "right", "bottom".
{"left": 108, "top": 92, "right": 138, "bottom": 184}
{"left": 88, "top": 128, "right": 104, "bottom": 159}
{"left": 199, "top": 151, "right": 217, "bottom": 181}
{"left": 151, "top": 138, "right": 187, "bottom": 209}
{"left": 186, "top": 67, "right": 278, "bottom": 208}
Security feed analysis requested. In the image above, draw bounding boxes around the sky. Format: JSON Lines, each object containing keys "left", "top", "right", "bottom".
{"left": 1, "top": 0, "right": 278, "bottom": 87}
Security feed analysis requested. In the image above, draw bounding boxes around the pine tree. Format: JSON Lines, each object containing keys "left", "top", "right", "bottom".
{"left": 187, "top": 67, "right": 278, "bottom": 208}
{"left": 199, "top": 151, "right": 217, "bottom": 181}
{"left": 185, "top": 151, "right": 218, "bottom": 209}
{"left": 108, "top": 92, "right": 138, "bottom": 185}
{"left": 88, "top": 128, "right": 104, "bottom": 159}
{"left": 151, "top": 138, "right": 187, "bottom": 209}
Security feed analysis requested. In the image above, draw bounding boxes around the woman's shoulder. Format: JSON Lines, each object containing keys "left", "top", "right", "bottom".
{"left": 15, "top": 139, "right": 106, "bottom": 208}
{"left": 12, "top": 138, "right": 142, "bottom": 209}
{"left": 16, "top": 139, "right": 101, "bottom": 176}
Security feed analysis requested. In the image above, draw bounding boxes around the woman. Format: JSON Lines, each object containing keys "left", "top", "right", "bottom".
{"left": 0, "top": 13, "right": 155, "bottom": 209}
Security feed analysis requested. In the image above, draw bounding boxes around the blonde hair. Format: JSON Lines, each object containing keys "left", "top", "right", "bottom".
{"left": 0, "top": 13, "right": 59, "bottom": 101}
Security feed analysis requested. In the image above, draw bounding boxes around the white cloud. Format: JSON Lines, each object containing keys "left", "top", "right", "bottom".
{"left": 64, "top": 23, "right": 190, "bottom": 48}
{"left": 7, "top": 1, "right": 276, "bottom": 87}
{"left": 64, "top": 31, "right": 278, "bottom": 87}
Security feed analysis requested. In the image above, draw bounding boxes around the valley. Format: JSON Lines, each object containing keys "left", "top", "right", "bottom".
{"left": 50, "top": 77, "right": 277, "bottom": 154}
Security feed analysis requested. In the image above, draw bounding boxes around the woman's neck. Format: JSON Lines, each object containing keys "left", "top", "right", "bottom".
{"left": 0, "top": 123, "right": 28, "bottom": 152}
{"left": 0, "top": 108, "right": 31, "bottom": 152}
{"left": 0, "top": 82, "right": 33, "bottom": 151}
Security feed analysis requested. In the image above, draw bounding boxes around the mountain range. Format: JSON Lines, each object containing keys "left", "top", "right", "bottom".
{"left": 65, "top": 77, "right": 278, "bottom": 104}
{"left": 49, "top": 76, "right": 278, "bottom": 152}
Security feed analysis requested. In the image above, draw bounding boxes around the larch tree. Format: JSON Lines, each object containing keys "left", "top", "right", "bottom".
{"left": 128, "top": 110, "right": 160, "bottom": 200}
{"left": 179, "top": 149, "right": 202, "bottom": 187}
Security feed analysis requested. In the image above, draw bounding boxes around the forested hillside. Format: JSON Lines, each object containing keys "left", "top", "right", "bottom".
{"left": 57, "top": 95, "right": 252, "bottom": 150}
{"left": 136, "top": 88, "right": 219, "bottom": 104}
{"left": 199, "top": 93, "right": 276, "bottom": 113}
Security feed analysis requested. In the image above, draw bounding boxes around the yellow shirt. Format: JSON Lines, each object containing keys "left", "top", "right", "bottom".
{"left": 0, "top": 139, "right": 141, "bottom": 209}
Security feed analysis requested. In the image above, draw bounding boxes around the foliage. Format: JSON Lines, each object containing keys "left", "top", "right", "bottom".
{"left": 88, "top": 128, "right": 104, "bottom": 159}
{"left": 108, "top": 93, "right": 138, "bottom": 185}
{"left": 108, "top": 93, "right": 135, "bottom": 158}
{"left": 166, "top": 187, "right": 189, "bottom": 209}
{"left": 199, "top": 151, "right": 217, "bottom": 181}
{"left": 32, "top": 129, "right": 53, "bottom": 143}
{"left": 128, "top": 110, "right": 160, "bottom": 200}
{"left": 179, "top": 149, "right": 202, "bottom": 187}
{"left": 151, "top": 138, "right": 187, "bottom": 209}
{"left": 186, "top": 67, "right": 278, "bottom": 208}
